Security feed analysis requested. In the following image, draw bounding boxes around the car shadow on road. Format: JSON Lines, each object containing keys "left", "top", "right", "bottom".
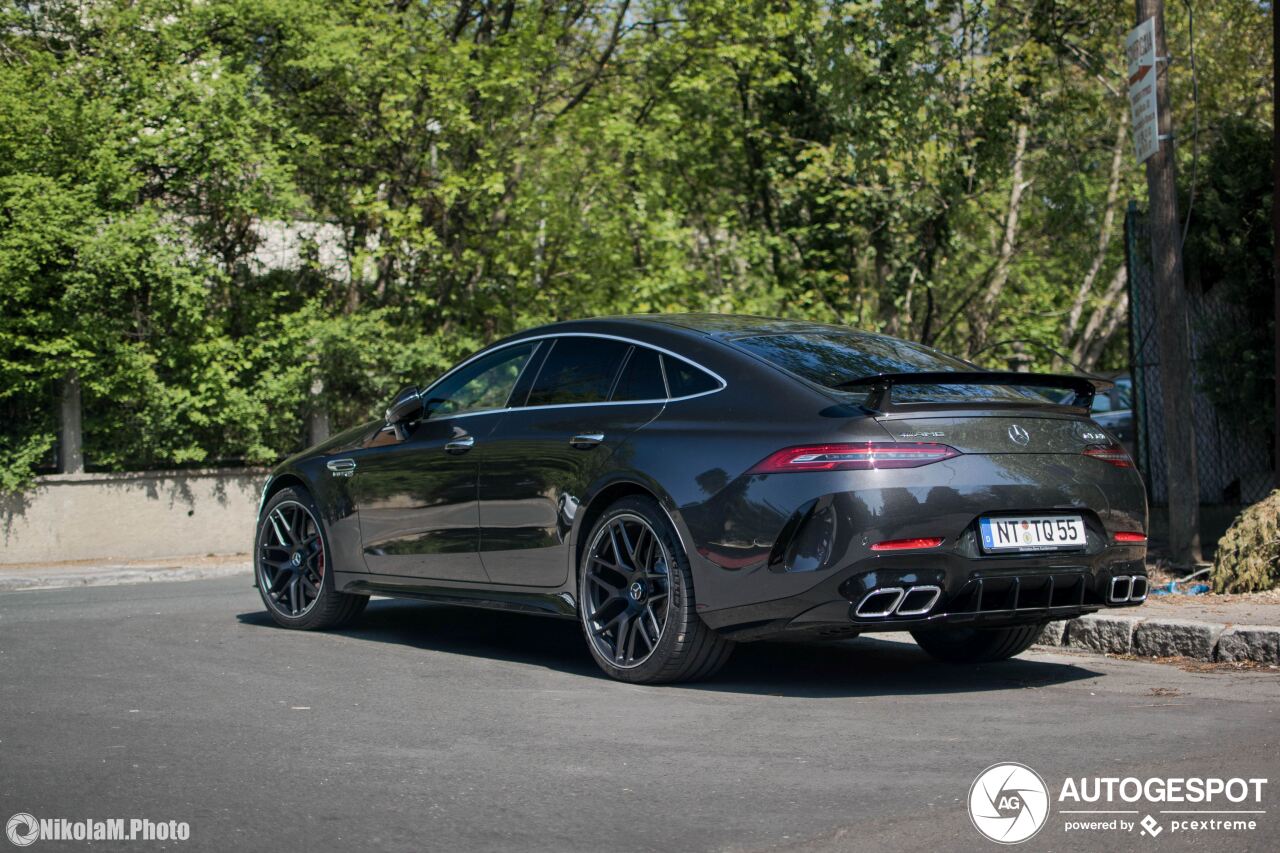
{"left": 237, "top": 598, "right": 1101, "bottom": 698}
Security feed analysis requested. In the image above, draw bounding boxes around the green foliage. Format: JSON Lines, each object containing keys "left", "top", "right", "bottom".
{"left": 1212, "top": 490, "right": 1280, "bottom": 593}
{"left": 0, "top": 0, "right": 1272, "bottom": 490}
{"left": 1184, "top": 118, "right": 1275, "bottom": 442}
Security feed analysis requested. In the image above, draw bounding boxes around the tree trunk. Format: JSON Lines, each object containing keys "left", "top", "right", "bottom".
{"left": 1006, "top": 340, "right": 1032, "bottom": 373}
{"left": 58, "top": 369, "right": 84, "bottom": 474}
{"left": 1138, "top": 0, "right": 1202, "bottom": 566}
{"left": 1063, "top": 115, "right": 1128, "bottom": 361}
{"left": 307, "top": 375, "right": 330, "bottom": 449}
{"left": 1081, "top": 286, "right": 1130, "bottom": 370}
{"left": 1072, "top": 265, "right": 1129, "bottom": 367}
{"left": 969, "top": 123, "right": 1029, "bottom": 357}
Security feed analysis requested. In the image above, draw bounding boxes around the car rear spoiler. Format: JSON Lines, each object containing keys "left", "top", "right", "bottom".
{"left": 837, "top": 371, "right": 1114, "bottom": 414}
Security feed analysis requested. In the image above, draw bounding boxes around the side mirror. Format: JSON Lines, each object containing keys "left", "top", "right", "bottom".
{"left": 385, "top": 385, "right": 423, "bottom": 432}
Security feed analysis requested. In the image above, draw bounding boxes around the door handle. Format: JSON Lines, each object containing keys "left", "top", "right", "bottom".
{"left": 569, "top": 433, "right": 605, "bottom": 449}
{"left": 445, "top": 435, "right": 475, "bottom": 454}
{"left": 326, "top": 458, "right": 357, "bottom": 477}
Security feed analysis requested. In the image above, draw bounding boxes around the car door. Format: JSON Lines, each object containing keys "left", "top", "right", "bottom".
{"left": 477, "top": 337, "right": 667, "bottom": 587}
{"left": 350, "top": 341, "right": 539, "bottom": 582}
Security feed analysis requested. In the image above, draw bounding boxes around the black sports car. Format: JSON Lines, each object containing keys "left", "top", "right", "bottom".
{"left": 254, "top": 315, "right": 1148, "bottom": 683}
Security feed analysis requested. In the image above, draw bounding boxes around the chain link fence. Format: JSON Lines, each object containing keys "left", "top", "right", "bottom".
{"left": 1126, "top": 202, "right": 1272, "bottom": 506}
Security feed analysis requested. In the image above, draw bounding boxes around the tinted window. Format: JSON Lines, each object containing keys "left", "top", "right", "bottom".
{"left": 611, "top": 347, "right": 667, "bottom": 401}
{"left": 1114, "top": 378, "right": 1132, "bottom": 410}
{"left": 425, "top": 343, "right": 536, "bottom": 419}
{"left": 733, "top": 331, "right": 1047, "bottom": 404}
{"left": 527, "top": 337, "right": 630, "bottom": 406}
{"left": 663, "top": 356, "right": 719, "bottom": 397}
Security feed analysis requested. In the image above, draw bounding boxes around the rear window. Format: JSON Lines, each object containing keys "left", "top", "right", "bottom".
{"left": 663, "top": 356, "right": 720, "bottom": 398}
{"left": 527, "top": 337, "right": 630, "bottom": 406}
{"left": 612, "top": 347, "right": 667, "bottom": 401}
{"left": 733, "top": 332, "right": 1051, "bottom": 404}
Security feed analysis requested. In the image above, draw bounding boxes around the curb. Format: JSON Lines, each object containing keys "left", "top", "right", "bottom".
{"left": 0, "top": 562, "right": 251, "bottom": 592}
{"left": 1037, "top": 613, "right": 1280, "bottom": 665}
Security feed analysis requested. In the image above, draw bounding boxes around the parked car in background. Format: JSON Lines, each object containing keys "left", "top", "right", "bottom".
{"left": 1090, "top": 373, "right": 1134, "bottom": 459}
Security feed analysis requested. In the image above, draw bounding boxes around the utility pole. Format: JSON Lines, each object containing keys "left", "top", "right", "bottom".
{"left": 1136, "top": 0, "right": 1201, "bottom": 565}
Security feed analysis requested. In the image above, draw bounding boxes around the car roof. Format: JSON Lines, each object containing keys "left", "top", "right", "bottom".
{"left": 540, "top": 313, "right": 867, "bottom": 340}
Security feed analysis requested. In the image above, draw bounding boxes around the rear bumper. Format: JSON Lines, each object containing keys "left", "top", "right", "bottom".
{"left": 699, "top": 544, "right": 1148, "bottom": 641}
{"left": 684, "top": 451, "right": 1148, "bottom": 638}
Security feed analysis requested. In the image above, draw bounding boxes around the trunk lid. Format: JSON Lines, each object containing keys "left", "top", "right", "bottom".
{"left": 879, "top": 414, "right": 1110, "bottom": 455}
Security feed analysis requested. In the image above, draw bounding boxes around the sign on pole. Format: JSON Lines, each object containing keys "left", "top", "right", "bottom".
{"left": 1126, "top": 17, "right": 1159, "bottom": 164}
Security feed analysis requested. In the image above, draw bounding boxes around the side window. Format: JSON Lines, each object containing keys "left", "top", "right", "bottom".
{"left": 611, "top": 347, "right": 667, "bottom": 401}
{"left": 424, "top": 343, "right": 536, "bottom": 419}
{"left": 663, "top": 356, "right": 719, "bottom": 398}
{"left": 527, "top": 337, "right": 630, "bottom": 406}
{"left": 1114, "top": 380, "right": 1133, "bottom": 410}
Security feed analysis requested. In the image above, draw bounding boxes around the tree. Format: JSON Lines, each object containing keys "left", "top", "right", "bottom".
{"left": 0, "top": 0, "right": 1271, "bottom": 492}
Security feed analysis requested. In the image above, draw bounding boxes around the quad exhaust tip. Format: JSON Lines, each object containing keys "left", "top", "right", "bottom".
{"left": 897, "top": 585, "right": 942, "bottom": 616}
{"left": 1109, "top": 574, "right": 1148, "bottom": 604}
{"left": 855, "top": 587, "right": 905, "bottom": 618}
{"left": 854, "top": 585, "right": 942, "bottom": 618}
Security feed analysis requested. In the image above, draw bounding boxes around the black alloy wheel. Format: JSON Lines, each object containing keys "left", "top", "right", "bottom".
{"left": 256, "top": 487, "right": 368, "bottom": 630}
{"left": 583, "top": 512, "right": 673, "bottom": 668}
{"left": 259, "top": 498, "right": 326, "bottom": 617}
{"left": 578, "top": 496, "right": 733, "bottom": 683}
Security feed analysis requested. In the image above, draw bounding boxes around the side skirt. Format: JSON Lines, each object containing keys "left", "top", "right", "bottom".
{"left": 336, "top": 572, "right": 578, "bottom": 619}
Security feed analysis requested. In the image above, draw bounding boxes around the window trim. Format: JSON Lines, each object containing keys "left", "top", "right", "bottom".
{"left": 416, "top": 332, "right": 726, "bottom": 420}
{"left": 420, "top": 339, "right": 542, "bottom": 422}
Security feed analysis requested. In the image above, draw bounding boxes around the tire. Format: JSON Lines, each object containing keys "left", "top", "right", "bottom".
{"left": 255, "top": 486, "right": 368, "bottom": 630}
{"left": 578, "top": 496, "right": 733, "bottom": 684}
{"left": 910, "top": 622, "right": 1047, "bottom": 664}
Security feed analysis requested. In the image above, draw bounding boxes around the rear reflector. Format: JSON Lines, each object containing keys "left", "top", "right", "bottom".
{"left": 748, "top": 442, "right": 959, "bottom": 474}
{"left": 1083, "top": 442, "right": 1134, "bottom": 468}
{"left": 1113, "top": 531, "right": 1147, "bottom": 543}
{"left": 870, "top": 537, "right": 945, "bottom": 551}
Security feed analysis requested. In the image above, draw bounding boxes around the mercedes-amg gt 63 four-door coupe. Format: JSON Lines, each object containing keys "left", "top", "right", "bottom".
{"left": 254, "top": 314, "right": 1148, "bottom": 683}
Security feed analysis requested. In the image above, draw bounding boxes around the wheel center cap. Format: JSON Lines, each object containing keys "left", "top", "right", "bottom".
{"left": 291, "top": 552, "right": 303, "bottom": 567}
{"left": 628, "top": 581, "right": 645, "bottom": 602}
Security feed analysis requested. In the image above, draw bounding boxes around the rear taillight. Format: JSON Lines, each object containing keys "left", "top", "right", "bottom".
{"left": 871, "top": 537, "right": 945, "bottom": 551}
{"left": 748, "top": 442, "right": 960, "bottom": 474}
{"left": 1083, "top": 442, "right": 1133, "bottom": 468}
{"left": 1114, "top": 531, "right": 1147, "bottom": 543}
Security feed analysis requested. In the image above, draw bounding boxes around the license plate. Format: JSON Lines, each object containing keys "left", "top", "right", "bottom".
{"left": 979, "top": 515, "right": 1086, "bottom": 553}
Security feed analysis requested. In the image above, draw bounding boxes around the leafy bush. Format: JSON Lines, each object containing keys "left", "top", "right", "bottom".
{"left": 1212, "top": 490, "right": 1280, "bottom": 593}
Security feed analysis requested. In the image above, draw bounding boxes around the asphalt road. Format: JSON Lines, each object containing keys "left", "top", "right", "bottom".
{"left": 1, "top": 577, "right": 1277, "bottom": 852}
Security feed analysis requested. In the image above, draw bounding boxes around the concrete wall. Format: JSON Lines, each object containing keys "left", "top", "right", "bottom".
{"left": 0, "top": 469, "right": 269, "bottom": 565}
